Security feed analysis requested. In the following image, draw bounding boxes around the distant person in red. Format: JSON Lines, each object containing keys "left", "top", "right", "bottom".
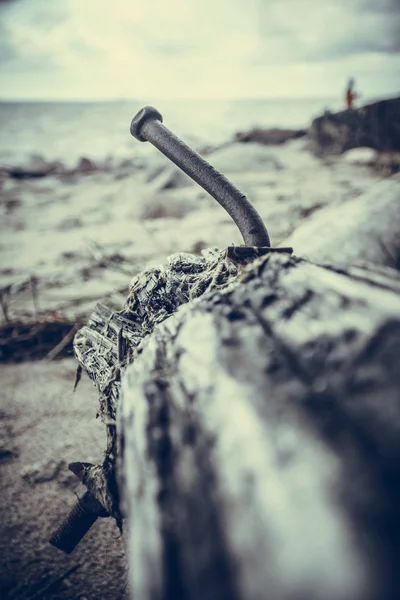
{"left": 346, "top": 78, "right": 358, "bottom": 109}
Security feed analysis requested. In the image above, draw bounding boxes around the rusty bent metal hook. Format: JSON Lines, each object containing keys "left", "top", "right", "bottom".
{"left": 130, "top": 106, "right": 272, "bottom": 248}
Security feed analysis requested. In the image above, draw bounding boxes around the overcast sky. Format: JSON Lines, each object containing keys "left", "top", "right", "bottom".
{"left": 0, "top": 0, "right": 399, "bottom": 100}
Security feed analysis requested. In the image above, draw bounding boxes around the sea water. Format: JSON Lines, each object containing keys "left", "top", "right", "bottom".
{"left": 0, "top": 97, "right": 345, "bottom": 168}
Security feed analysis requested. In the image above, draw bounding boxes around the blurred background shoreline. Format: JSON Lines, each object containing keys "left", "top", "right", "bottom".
{"left": 0, "top": 95, "right": 395, "bottom": 166}
{"left": 1, "top": 93, "right": 399, "bottom": 334}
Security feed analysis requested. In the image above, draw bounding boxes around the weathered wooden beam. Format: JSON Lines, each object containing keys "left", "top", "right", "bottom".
{"left": 72, "top": 176, "right": 400, "bottom": 597}
{"left": 118, "top": 252, "right": 400, "bottom": 600}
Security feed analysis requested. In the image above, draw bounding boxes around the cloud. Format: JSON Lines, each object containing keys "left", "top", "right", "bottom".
{"left": 255, "top": 0, "right": 400, "bottom": 64}
{"left": 0, "top": 22, "right": 17, "bottom": 61}
{"left": 0, "top": 0, "right": 399, "bottom": 99}
{"left": 357, "top": 0, "right": 400, "bottom": 13}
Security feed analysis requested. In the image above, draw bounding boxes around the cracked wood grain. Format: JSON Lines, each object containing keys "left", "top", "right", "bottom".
{"left": 118, "top": 252, "right": 400, "bottom": 600}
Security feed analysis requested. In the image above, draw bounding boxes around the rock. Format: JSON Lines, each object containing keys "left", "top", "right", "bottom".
{"left": 75, "top": 157, "right": 97, "bottom": 173}
{"left": 309, "top": 96, "right": 400, "bottom": 156}
{"left": 207, "top": 142, "right": 283, "bottom": 173}
{"left": 342, "top": 147, "right": 377, "bottom": 165}
{"left": 3, "top": 155, "right": 65, "bottom": 179}
{"left": 236, "top": 128, "right": 307, "bottom": 145}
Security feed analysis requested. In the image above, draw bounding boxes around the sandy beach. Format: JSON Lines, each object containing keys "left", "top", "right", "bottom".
{"left": 0, "top": 133, "right": 383, "bottom": 323}
{"left": 0, "top": 359, "right": 128, "bottom": 599}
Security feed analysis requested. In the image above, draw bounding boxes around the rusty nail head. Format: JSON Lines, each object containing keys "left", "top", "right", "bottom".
{"left": 130, "top": 106, "right": 163, "bottom": 142}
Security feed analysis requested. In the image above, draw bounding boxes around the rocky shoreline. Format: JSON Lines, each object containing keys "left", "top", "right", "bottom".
{"left": 309, "top": 95, "right": 400, "bottom": 156}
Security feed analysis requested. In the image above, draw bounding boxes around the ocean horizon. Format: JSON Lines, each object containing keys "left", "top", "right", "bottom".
{"left": 0, "top": 95, "right": 385, "bottom": 168}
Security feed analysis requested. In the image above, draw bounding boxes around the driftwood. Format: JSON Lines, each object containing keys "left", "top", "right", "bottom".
{"left": 117, "top": 252, "right": 400, "bottom": 600}
{"left": 72, "top": 177, "right": 400, "bottom": 600}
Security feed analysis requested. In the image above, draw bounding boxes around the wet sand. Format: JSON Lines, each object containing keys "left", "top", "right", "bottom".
{"left": 0, "top": 360, "right": 128, "bottom": 600}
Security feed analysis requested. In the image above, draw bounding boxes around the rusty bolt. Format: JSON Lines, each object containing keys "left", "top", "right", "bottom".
{"left": 49, "top": 482, "right": 108, "bottom": 554}
{"left": 130, "top": 106, "right": 271, "bottom": 247}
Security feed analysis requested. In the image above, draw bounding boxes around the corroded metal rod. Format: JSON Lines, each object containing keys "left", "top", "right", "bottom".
{"left": 130, "top": 106, "right": 271, "bottom": 247}
{"left": 49, "top": 472, "right": 108, "bottom": 554}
